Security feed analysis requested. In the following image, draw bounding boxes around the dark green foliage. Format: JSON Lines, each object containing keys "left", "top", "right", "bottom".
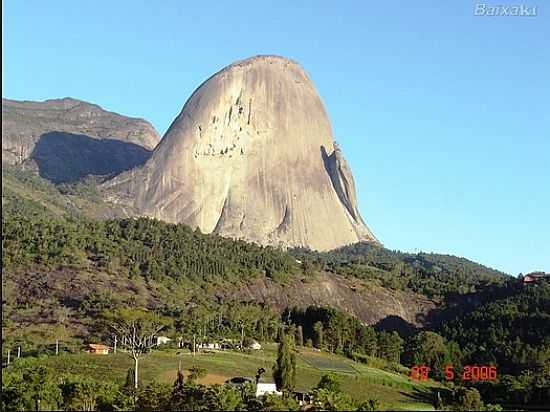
{"left": 273, "top": 334, "right": 296, "bottom": 392}
{"left": 440, "top": 281, "right": 550, "bottom": 373}
{"left": 438, "top": 280, "right": 550, "bottom": 406}
{"left": 171, "top": 301, "right": 282, "bottom": 348}
{"left": 136, "top": 381, "right": 172, "bottom": 411}
{"left": 311, "top": 387, "right": 357, "bottom": 411}
{"left": 1, "top": 362, "right": 63, "bottom": 411}
{"left": 376, "top": 331, "right": 403, "bottom": 364}
{"left": 292, "top": 307, "right": 363, "bottom": 354}
{"left": 202, "top": 384, "right": 245, "bottom": 411}
{"left": 2, "top": 211, "right": 298, "bottom": 284}
{"left": 171, "top": 382, "right": 243, "bottom": 411}
{"left": 188, "top": 366, "right": 208, "bottom": 382}
{"left": 316, "top": 373, "right": 342, "bottom": 393}
{"left": 356, "top": 398, "right": 382, "bottom": 411}
{"left": 313, "top": 321, "right": 324, "bottom": 349}
{"left": 60, "top": 374, "right": 118, "bottom": 411}
{"left": 291, "top": 306, "right": 402, "bottom": 363}
{"left": 258, "top": 393, "right": 300, "bottom": 411}
{"left": 452, "top": 387, "right": 484, "bottom": 411}
{"left": 441, "top": 386, "right": 503, "bottom": 411}
{"left": 2, "top": 361, "right": 245, "bottom": 412}
{"left": 402, "top": 331, "right": 453, "bottom": 380}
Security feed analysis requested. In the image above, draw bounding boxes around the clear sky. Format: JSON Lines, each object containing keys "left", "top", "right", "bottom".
{"left": 3, "top": 1, "right": 549, "bottom": 275}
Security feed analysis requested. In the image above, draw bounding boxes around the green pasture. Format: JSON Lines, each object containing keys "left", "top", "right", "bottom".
{"left": 25, "top": 344, "right": 438, "bottom": 410}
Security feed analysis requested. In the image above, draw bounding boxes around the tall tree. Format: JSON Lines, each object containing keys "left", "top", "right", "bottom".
{"left": 295, "top": 325, "right": 304, "bottom": 347}
{"left": 403, "top": 331, "right": 450, "bottom": 380}
{"left": 313, "top": 321, "right": 324, "bottom": 349}
{"left": 273, "top": 334, "right": 296, "bottom": 393}
{"left": 22, "top": 365, "right": 62, "bottom": 411}
{"left": 377, "top": 331, "right": 403, "bottom": 363}
{"left": 109, "top": 308, "right": 164, "bottom": 389}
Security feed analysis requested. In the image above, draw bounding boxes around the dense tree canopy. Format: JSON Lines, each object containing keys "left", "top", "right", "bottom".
{"left": 2, "top": 211, "right": 298, "bottom": 285}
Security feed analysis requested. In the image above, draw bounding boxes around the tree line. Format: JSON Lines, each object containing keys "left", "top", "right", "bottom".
{"left": 2, "top": 211, "right": 298, "bottom": 285}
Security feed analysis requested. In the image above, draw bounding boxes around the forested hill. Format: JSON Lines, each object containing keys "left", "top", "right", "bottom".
{"left": 2, "top": 211, "right": 299, "bottom": 286}
{"left": 3, "top": 165, "right": 510, "bottom": 299}
{"left": 3, "top": 206, "right": 509, "bottom": 301}
{"left": 439, "top": 279, "right": 550, "bottom": 406}
{"left": 291, "top": 242, "right": 509, "bottom": 300}
{"left": 2, "top": 164, "right": 517, "bottom": 344}
{"left": 440, "top": 280, "right": 550, "bottom": 373}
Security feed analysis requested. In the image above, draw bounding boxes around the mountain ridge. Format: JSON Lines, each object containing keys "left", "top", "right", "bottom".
{"left": 2, "top": 97, "right": 160, "bottom": 183}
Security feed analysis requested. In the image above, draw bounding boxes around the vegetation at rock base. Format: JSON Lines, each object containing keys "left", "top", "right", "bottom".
{"left": 2, "top": 209, "right": 298, "bottom": 285}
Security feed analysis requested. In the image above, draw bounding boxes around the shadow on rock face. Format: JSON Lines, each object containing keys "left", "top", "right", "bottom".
{"left": 31, "top": 131, "right": 153, "bottom": 183}
{"left": 374, "top": 315, "right": 417, "bottom": 337}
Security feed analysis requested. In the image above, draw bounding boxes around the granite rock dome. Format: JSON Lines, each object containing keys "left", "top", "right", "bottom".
{"left": 104, "top": 55, "right": 378, "bottom": 250}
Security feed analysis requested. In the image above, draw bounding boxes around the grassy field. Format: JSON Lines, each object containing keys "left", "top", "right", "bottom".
{"left": 29, "top": 344, "right": 439, "bottom": 411}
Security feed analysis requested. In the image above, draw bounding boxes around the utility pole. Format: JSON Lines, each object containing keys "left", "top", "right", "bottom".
{"left": 193, "top": 334, "right": 196, "bottom": 364}
{"left": 241, "top": 324, "right": 245, "bottom": 350}
{"left": 7, "top": 349, "right": 10, "bottom": 365}
{"left": 114, "top": 336, "right": 117, "bottom": 354}
{"left": 17, "top": 346, "right": 21, "bottom": 359}
{"left": 56, "top": 340, "right": 59, "bottom": 355}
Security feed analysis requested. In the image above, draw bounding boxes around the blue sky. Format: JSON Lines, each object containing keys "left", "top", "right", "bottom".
{"left": 3, "top": 1, "right": 549, "bottom": 275}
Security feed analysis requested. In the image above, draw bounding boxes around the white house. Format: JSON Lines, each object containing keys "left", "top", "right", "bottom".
{"left": 156, "top": 336, "right": 172, "bottom": 346}
{"left": 248, "top": 340, "right": 262, "bottom": 350}
{"left": 198, "top": 342, "right": 221, "bottom": 350}
{"left": 256, "top": 383, "right": 282, "bottom": 398}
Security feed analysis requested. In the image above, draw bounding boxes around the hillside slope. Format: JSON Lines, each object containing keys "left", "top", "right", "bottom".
{"left": 2, "top": 208, "right": 509, "bottom": 342}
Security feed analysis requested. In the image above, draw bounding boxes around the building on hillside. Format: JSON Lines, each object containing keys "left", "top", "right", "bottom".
{"left": 522, "top": 272, "right": 549, "bottom": 284}
{"left": 292, "top": 391, "right": 315, "bottom": 406}
{"left": 255, "top": 383, "right": 282, "bottom": 398}
{"left": 220, "top": 339, "right": 238, "bottom": 350}
{"left": 248, "top": 340, "right": 262, "bottom": 350}
{"left": 86, "top": 344, "right": 110, "bottom": 355}
{"left": 156, "top": 336, "right": 172, "bottom": 346}
{"left": 198, "top": 342, "right": 221, "bottom": 350}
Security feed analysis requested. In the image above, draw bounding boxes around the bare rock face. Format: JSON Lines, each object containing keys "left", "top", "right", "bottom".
{"left": 2, "top": 98, "right": 160, "bottom": 182}
{"left": 105, "top": 55, "right": 378, "bottom": 250}
{"left": 221, "top": 273, "right": 435, "bottom": 329}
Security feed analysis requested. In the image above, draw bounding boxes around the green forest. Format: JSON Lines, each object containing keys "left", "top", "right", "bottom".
{"left": 2, "top": 171, "right": 549, "bottom": 410}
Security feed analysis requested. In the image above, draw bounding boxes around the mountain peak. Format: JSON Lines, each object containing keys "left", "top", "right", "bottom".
{"left": 104, "top": 56, "right": 378, "bottom": 250}
{"left": 2, "top": 97, "right": 161, "bottom": 182}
